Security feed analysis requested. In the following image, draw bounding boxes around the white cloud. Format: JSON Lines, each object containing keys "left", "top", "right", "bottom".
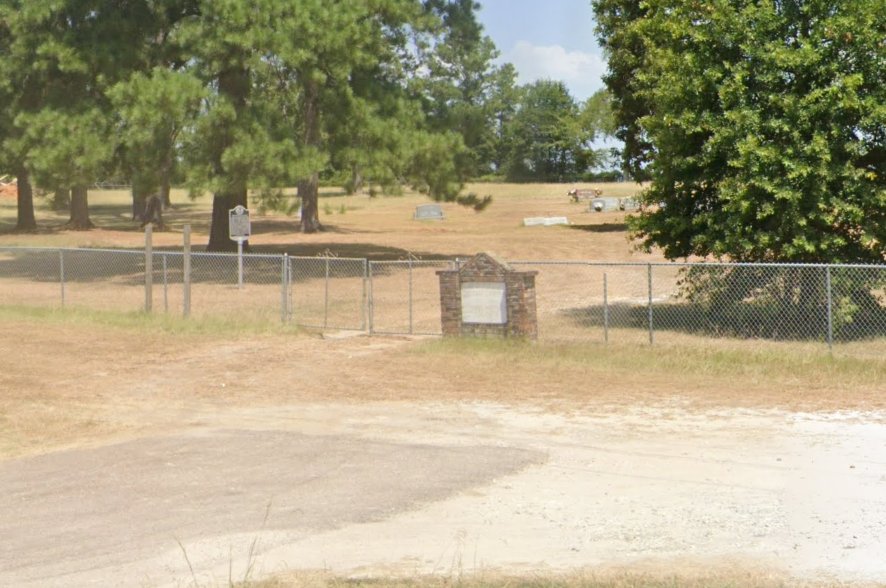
{"left": 502, "top": 41, "right": 607, "bottom": 102}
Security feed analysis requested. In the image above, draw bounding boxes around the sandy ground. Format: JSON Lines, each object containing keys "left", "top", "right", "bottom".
{"left": 1, "top": 367, "right": 885, "bottom": 586}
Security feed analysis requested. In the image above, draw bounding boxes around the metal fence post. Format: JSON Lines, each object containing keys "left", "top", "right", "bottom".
{"left": 288, "top": 255, "right": 293, "bottom": 321}
{"left": 603, "top": 272, "right": 609, "bottom": 344}
{"left": 236, "top": 239, "right": 244, "bottom": 290}
{"left": 281, "top": 253, "right": 289, "bottom": 324}
{"left": 183, "top": 225, "right": 191, "bottom": 318}
{"left": 145, "top": 226, "right": 153, "bottom": 313}
{"left": 826, "top": 266, "right": 833, "bottom": 352}
{"left": 361, "top": 259, "right": 368, "bottom": 332}
{"left": 368, "top": 261, "right": 375, "bottom": 335}
{"left": 408, "top": 257, "right": 414, "bottom": 335}
{"left": 324, "top": 256, "right": 330, "bottom": 329}
{"left": 647, "top": 263, "right": 654, "bottom": 345}
{"left": 59, "top": 249, "right": 65, "bottom": 308}
{"left": 162, "top": 254, "right": 168, "bottom": 313}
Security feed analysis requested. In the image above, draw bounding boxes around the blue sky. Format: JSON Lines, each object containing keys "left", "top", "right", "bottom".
{"left": 475, "top": 0, "right": 606, "bottom": 102}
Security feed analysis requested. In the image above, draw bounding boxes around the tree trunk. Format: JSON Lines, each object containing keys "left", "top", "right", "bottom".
{"left": 131, "top": 185, "right": 149, "bottom": 221}
{"left": 347, "top": 164, "right": 364, "bottom": 195}
{"left": 67, "top": 185, "right": 93, "bottom": 230}
{"left": 206, "top": 187, "right": 248, "bottom": 251}
{"left": 51, "top": 188, "right": 71, "bottom": 212}
{"left": 298, "top": 78, "right": 323, "bottom": 233}
{"left": 14, "top": 167, "right": 37, "bottom": 232}
{"left": 297, "top": 173, "right": 322, "bottom": 233}
{"left": 160, "top": 152, "right": 173, "bottom": 208}
{"left": 161, "top": 176, "right": 172, "bottom": 208}
{"left": 207, "top": 66, "right": 250, "bottom": 251}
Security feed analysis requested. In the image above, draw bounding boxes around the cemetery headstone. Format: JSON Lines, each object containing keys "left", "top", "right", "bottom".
{"left": 414, "top": 203, "right": 445, "bottom": 220}
{"left": 590, "top": 198, "right": 620, "bottom": 212}
{"left": 523, "top": 216, "right": 569, "bottom": 226}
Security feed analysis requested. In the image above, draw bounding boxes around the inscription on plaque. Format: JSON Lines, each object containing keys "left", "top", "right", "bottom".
{"left": 228, "top": 205, "right": 251, "bottom": 239}
{"left": 460, "top": 282, "right": 507, "bottom": 324}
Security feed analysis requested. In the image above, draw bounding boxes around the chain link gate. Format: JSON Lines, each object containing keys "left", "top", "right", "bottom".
{"left": 368, "top": 259, "right": 455, "bottom": 336}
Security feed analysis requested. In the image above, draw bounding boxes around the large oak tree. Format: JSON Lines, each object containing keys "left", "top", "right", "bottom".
{"left": 594, "top": 0, "right": 886, "bottom": 263}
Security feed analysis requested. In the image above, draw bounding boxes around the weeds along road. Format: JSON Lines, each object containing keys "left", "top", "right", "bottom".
{"left": 1, "top": 399, "right": 885, "bottom": 587}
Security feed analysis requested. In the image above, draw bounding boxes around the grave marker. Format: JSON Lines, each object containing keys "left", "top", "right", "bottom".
{"left": 523, "top": 216, "right": 569, "bottom": 226}
{"left": 590, "top": 198, "right": 620, "bottom": 212}
{"left": 414, "top": 204, "right": 445, "bottom": 220}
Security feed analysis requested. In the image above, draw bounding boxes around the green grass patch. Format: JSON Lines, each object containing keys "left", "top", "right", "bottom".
{"left": 0, "top": 304, "right": 302, "bottom": 338}
{"left": 409, "top": 336, "right": 886, "bottom": 391}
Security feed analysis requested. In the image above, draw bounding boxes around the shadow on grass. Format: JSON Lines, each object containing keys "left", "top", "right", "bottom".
{"left": 567, "top": 223, "right": 629, "bottom": 233}
{"left": 563, "top": 301, "right": 886, "bottom": 342}
{"left": 0, "top": 200, "right": 215, "bottom": 235}
{"left": 0, "top": 241, "right": 470, "bottom": 288}
{"left": 257, "top": 242, "right": 467, "bottom": 261}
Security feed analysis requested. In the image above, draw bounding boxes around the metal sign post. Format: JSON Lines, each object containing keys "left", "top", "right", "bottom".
{"left": 228, "top": 205, "right": 251, "bottom": 289}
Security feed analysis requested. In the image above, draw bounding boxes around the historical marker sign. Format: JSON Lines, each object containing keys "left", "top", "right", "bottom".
{"left": 228, "top": 205, "right": 251, "bottom": 240}
{"left": 460, "top": 282, "right": 507, "bottom": 324}
{"left": 228, "top": 205, "right": 250, "bottom": 289}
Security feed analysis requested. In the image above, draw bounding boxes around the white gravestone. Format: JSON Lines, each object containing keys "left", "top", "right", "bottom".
{"left": 414, "top": 204, "right": 445, "bottom": 220}
{"left": 460, "top": 282, "right": 508, "bottom": 324}
{"left": 523, "top": 216, "right": 569, "bottom": 226}
{"left": 591, "top": 198, "right": 620, "bottom": 212}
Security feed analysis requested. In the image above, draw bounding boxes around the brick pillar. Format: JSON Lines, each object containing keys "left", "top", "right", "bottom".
{"left": 438, "top": 270, "right": 461, "bottom": 337}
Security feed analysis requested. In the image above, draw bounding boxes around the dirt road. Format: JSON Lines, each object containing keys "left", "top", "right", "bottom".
{"left": 2, "top": 400, "right": 884, "bottom": 587}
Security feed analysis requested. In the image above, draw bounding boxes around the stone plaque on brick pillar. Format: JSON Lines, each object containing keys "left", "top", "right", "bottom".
{"left": 461, "top": 282, "right": 507, "bottom": 324}
{"left": 437, "top": 253, "right": 538, "bottom": 339}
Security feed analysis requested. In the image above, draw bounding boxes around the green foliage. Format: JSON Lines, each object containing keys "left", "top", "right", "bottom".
{"left": 107, "top": 68, "right": 206, "bottom": 194}
{"left": 407, "top": 130, "right": 469, "bottom": 201}
{"left": 595, "top": 0, "right": 886, "bottom": 264}
{"left": 19, "top": 107, "right": 114, "bottom": 189}
{"left": 674, "top": 264, "right": 886, "bottom": 341}
{"left": 1, "top": 0, "right": 610, "bottom": 235}
{"left": 502, "top": 80, "right": 598, "bottom": 182}
{"left": 415, "top": 0, "right": 513, "bottom": 178}
{"left": 592, "top": 0, "right": 653, "bottom": 181}
{"left": 580, "top": 89, "right": 617, "bottom": 140}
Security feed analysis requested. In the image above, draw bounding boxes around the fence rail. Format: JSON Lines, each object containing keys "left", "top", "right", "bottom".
{"left": 1, "top": 246, "right": 884, "bottom": 355}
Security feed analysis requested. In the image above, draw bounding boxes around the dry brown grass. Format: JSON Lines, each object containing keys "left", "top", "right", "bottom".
{"left": 0, "top": 183, "right": 654, "bottom": 261}
{"left": 1, "top": 184, "right": 884, "bottom": 456}
{"left": 1, "top": 305, "right": 883, "bottom": 462}
{"left": 241, "top": 566, "right": 857, "bottom": 588}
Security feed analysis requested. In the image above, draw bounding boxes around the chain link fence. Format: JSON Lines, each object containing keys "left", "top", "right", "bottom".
{"left": 511, "top": 261, "right": 886, "bottom": 354}
{"left": 1, "top": 246, "right": 884, "bottom": 354}
{"left": 289, "top": 256, "right": 368, "bottom": 331}
{"left": 368, "top": 259, "right": 455, "bottom": 335}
